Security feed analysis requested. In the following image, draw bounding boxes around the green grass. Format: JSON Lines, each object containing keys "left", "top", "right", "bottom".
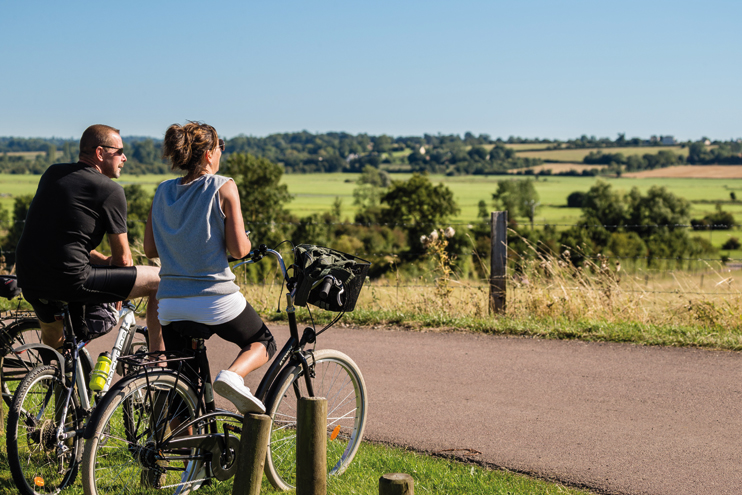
{"left": 0, "top": 435, "right": 588, "bottom": 495}
{"left": 515, "top": 146, "right": 689, "bottom": 162}
{"left": 265, "top": 308, "right": 742, "bottom": 352}
{"left": 4, "top": 172, "right": 742, "bottom": 227}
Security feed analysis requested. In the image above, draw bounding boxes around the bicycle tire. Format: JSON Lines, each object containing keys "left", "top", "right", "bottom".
{"left": 264, "top": 348, "right": 368, "bottom": 491}
{"left": 7, "top": 364, "right": 83, "bottom": 495}
{"left": 1, "top": 317, "right": 44, "bottom": 407}
{"left": 80, "top": 371, "right": 202, "bottom": 495}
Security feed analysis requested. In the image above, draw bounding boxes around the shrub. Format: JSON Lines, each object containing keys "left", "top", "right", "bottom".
{"left": 722, "top": 237, "right": 741, "bottom": 250}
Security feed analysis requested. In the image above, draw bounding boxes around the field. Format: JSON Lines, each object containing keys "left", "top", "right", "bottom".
{"left": 0, "top": 173, "right": 175, "bottom": 215}
{"left": 3, "top": 172, "right": 742, "bottom": 257}
{"left": 501, "top": 143, "right": 555, "bottom": 151}
{"left": 515, "top": 145, "right": 688, "bottom": 162}
{"left": 507, "top": 163, "right": 605, "bottom": 174}
{"left": 623, "top": 165, "right": 742, "bottom": 179}
{"left": 4, "top": 172, "right": 742, "bottom": 225}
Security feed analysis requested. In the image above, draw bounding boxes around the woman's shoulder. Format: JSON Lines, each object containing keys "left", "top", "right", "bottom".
{"left": 209, "top": 174, "right": 234, "bottom": 186}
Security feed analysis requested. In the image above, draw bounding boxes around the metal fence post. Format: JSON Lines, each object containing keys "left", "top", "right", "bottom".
{"left": 490, "top": 211, "right": 507, "bottom": 314}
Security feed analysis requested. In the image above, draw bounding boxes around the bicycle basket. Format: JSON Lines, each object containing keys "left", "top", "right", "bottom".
{"left": 293, "top": 244, "right": 371, "bottom": 312}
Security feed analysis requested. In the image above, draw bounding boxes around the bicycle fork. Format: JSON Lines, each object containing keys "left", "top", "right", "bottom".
{"left": 286, "top": 293, "right": 315, "bottom": 398}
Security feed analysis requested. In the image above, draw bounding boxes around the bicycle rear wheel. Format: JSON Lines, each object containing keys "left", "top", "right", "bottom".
{"left": 7, "top": 364, "right": 83, "bottom": 495}
{"left": 264, "top": 348, "right": 368, "bottom": 491}
{"left": 80, "top": 371, "right": 201, "bottom": 495}
{"left": 1, "top": 317, "right": 44, "bottom": 406}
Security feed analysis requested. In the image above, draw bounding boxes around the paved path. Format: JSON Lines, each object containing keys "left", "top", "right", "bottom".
{"left": 89, "top": 323, "right": 742, "bottom": 495}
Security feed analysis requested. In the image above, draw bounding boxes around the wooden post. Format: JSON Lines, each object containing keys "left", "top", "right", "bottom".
{"left": 490, "top": 211, "right": 507, "bottom": 314}
{"left": 296, "top": 397, "right": 327, "bottom": 495}
{"left": 0, "top": 356, "right": 4, "bottom": 431}
{"left": 379, "top": 473, "right": 414, "bottom": 495}
{"left": 232, "top": 413, "right": 271, "bottom": 495}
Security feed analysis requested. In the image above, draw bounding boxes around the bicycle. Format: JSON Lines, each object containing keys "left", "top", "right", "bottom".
{"left": 80, "top": 243, "right": 370, "bottom": 494}
{"left": 0, "top": 274, "right": 44, "bottom": 408}
{"left": 6, "top": 299, "right": 149, "bottom": 495}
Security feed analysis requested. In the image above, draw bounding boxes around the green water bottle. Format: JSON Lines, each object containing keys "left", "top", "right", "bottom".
{"left": 89, "top": 351, "right": 112, "bottom": 392}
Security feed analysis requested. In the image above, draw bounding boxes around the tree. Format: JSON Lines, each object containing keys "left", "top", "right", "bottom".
{"left": 566, "top": 191, "right": 586, "bottom": 208}
{"left": 690, "top": 204, "right": 735, "bottom": 231}
{"left": 373, "top": 135, "right": 393, "bottom": 153}
{"left": 580, "top": 180, "right": 627, "bottom": 231}
{"left": 353, "top": 166, "right": 390, "bottom": 224}
{"left": 468, "top": 146, "right": 488, "bottom": 161}
{"left": 1, "top": 195, "right": 33, "bottom": 266}
{"left": 123, "top": 185, "right": 153, "bottom": 248}
{"left": 131, "top": 139, "right": 157, "bottom": 165}
{"left": 722, "top": 237, "right": 741, "bottom": 250}
{"left": 491, "top": 179, "right": 540, "bottom": 226}
{"left": 625, "top": 185, "right": 690, "bottom": 233}
{"left": 380, "top": 173, "right": 459, "bottom": 255}
{"left": 222, "top": 153, "right": 293, "bottom": 247}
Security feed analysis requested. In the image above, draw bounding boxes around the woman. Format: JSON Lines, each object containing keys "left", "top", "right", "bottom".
{"left": 144, "top": 121, "right": 275, "bottom": 414}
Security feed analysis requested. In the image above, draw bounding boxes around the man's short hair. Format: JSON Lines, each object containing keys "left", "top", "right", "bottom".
{"left": 79, "top": 124, "right": 121, "bottom": 158}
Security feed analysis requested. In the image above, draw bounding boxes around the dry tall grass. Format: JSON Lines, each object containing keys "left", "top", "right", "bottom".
{"left": 225, "top": 231, "right": 742, "bottom": 349}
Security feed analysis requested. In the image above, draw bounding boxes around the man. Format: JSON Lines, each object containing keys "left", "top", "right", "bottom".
{"left": 15, "top": 124, "right": 163, "bottom": 351}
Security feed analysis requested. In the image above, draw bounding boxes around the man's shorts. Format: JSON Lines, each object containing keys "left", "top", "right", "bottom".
{"left": 23, "top": 265, "right": 137, "bottom": 327}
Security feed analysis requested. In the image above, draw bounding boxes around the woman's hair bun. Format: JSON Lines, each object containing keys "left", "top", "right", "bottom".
{"left": 162, "top": 122, "right": 216, "bottom": 173}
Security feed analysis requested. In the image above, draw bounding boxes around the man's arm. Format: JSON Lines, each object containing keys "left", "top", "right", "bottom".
{"left": 108, "top": 233, "right": 133, "bottom": 267}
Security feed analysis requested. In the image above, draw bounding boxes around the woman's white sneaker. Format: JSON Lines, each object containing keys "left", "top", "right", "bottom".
{"left": 213, "top": 370, "right": 266, "bottom": 414}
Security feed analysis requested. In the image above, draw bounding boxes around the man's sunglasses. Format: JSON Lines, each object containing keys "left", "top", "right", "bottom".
{"left": 95, "top": 145, "right": 125, "bottom": 156}
{"left": 218, "top": 138, "right": 225, "bottom": 152}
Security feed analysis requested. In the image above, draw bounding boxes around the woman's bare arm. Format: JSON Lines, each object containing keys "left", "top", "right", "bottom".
{"left": 220, "top": 179, "right": 251, "bottom": 258}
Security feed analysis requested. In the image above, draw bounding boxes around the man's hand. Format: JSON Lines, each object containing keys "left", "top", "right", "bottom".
{"left": 108, "top": 233, "right": 134, "bottom": 267}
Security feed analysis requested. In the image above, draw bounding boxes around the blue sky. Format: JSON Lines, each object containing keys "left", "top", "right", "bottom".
{"left": 1, "top": 0, "right": 740, "bottom": 141}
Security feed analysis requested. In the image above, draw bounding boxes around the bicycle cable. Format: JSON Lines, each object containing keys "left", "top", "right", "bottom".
{"left": 316, "top": 312, "right": 345, "bottom": 338}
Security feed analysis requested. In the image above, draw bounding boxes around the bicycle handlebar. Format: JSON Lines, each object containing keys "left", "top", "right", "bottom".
{"left": 229, "top": 241, "right": 345, "bottom": 306}
{"left": 230, "top": 244, "right": 289, "bottom": 282}
{"left": 318, "top": 277, "right": 333, "bottom": 300}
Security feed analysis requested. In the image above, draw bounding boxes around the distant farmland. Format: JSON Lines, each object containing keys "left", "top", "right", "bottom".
{"left": 507, "top": 163, "right": 606, "bottom": 174}
{"left": 515, "top": 146, "right": 689, "bottom": 162}
{"left": 623, "top": 165, "right": 742, "bottom": 179}
{"left": 2, "top": 171, "right": 742, "bottom": 226}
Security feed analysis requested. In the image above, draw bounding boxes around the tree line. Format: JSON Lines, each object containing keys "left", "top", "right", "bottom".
{"left": 3, "top": 132, "right": 740, "bottom": 176}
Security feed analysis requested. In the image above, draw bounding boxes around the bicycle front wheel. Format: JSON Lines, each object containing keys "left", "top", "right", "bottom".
{"left": 264, "top": 348, "right": 368, "bottom": 491}
{"left": 7, "top": 364, "right": 83, "bottom": 495}
{"left": 80, "top": 371, "right": 201, "bottom": 495}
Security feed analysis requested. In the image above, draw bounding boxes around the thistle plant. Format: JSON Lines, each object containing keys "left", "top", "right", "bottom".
{"left": 421, "top": 227, "right": 457, "bottom": 304}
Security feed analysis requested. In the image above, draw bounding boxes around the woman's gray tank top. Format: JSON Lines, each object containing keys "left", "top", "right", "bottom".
{"left": 151, "top": 174, "right": 240, "bottom": 299}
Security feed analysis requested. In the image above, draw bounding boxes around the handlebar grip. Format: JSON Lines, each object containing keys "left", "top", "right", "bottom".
{"left": 318, "top": 277, "right": 333, "bottom": 300}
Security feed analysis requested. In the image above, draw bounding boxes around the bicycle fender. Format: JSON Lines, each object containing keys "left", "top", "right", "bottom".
{"left": 264, "top": 362, "right": 303, "bottom": 412}
{"left": 82, "top": 368, "right": 197, "bottom": 440}
{"left": 79, "top": 347, "right": 94, "bottom": 375}
{"left": 11, "top": 342, "right": 65, "bottom": 368}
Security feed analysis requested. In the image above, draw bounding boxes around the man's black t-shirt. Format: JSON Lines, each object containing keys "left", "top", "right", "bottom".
{"left": 16, "top": 162, "right": 128, "bottom": 298}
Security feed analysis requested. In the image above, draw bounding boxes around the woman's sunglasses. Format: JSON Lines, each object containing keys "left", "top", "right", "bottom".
{"left": 218, "top": 138, "right": 225, "bottom": 152}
